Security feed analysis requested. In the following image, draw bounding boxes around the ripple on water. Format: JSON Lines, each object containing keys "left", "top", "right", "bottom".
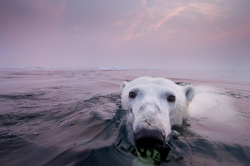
{"left": 1, "top": 69, "right": 250, "bottom": 166}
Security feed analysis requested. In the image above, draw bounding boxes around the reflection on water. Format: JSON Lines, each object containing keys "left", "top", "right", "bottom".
{"left": 0, "top": 69, "right": 250, "bottom": 166}
{"left": 131, "top": 146, "right": 172, "bottom": 166}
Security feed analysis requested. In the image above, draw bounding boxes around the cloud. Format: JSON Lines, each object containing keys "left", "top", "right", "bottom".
{"left": 141, "top": 0, "right": 147, "bottom": 6}
{"left": 146, "top": 7, "right": 186, "bottom": 31}
{"left": 187, "top": 1, "right": 224, "bottom": 18}
{"left": 123, "top": 13, "right": 144, "bottom": 40}
{"left": 122, "top": 4, "right": 186, "bottom": 41}
{"left": 32, "top": 0, "right": 67, "bottom": 22}
{"left": 211, "top": 22, "right": 250, "bottom": 41}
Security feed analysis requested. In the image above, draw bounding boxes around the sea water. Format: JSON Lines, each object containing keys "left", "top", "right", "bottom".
{"left": 0, "top": 68, "right": 250, "bottom": 166}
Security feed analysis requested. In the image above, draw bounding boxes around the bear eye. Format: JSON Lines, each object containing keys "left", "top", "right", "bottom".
{"left": 129, "top": 92, "right": 136, "bottom": 99}
{"left": 167, "top": 95, "right": 175, "bottom": 102}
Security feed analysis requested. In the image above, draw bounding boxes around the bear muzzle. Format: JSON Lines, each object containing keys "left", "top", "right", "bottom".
{"left": 134, "top": 129, "right": 166, "bottom": 149}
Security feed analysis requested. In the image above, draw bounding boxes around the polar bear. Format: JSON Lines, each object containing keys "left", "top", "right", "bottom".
{"left": 120, "top": 77, "right": 195, "bottom": 149}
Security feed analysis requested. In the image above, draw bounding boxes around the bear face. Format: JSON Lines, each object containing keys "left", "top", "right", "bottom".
{"left": 120, "top": 77, "right": 195, "bottom": 149}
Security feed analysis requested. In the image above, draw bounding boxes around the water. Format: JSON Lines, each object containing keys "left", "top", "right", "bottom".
{"left": 0, "top": 68, "right": 250, "bottom": 166}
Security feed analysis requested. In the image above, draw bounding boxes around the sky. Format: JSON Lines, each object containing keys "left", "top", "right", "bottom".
{"left": 0, "top": 0, "right": 250, "bottom": 69}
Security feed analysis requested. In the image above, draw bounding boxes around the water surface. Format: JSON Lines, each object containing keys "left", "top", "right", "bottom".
{"left": 0, "top": 68, "right": 250, "bottom": 166}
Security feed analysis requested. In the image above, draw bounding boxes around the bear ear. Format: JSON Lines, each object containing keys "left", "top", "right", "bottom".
{"left": 183, "top": 85, "right": 195, "bottom": 102}
{"left": 120, "top": 81, "right": 128, "bottom": 93}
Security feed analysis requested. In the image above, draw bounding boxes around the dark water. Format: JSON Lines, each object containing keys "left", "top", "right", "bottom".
{"left": 0, "top": 68, "right": 250, "bottom": 166}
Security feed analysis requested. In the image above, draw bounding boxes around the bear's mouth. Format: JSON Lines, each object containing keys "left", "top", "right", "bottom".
{"left": 134, "top": 129, "right": 166, "bottom": 149}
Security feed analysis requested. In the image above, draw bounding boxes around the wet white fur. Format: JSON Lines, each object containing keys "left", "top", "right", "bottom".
{"left": 120, "top": 77, "right": 195, "bottom": 144}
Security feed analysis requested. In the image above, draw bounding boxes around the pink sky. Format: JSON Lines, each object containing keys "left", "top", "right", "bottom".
{"left": 0, "top": 0, "right": 250, "bottom": 69}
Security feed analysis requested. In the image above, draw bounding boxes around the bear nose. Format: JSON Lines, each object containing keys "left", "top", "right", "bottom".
{"left": 134, "top": 129, "right": 165, "bottom": 149}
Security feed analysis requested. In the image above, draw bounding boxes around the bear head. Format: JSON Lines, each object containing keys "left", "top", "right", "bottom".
{"left": 120, "top": 77, "right": 195, "bottom": 149}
